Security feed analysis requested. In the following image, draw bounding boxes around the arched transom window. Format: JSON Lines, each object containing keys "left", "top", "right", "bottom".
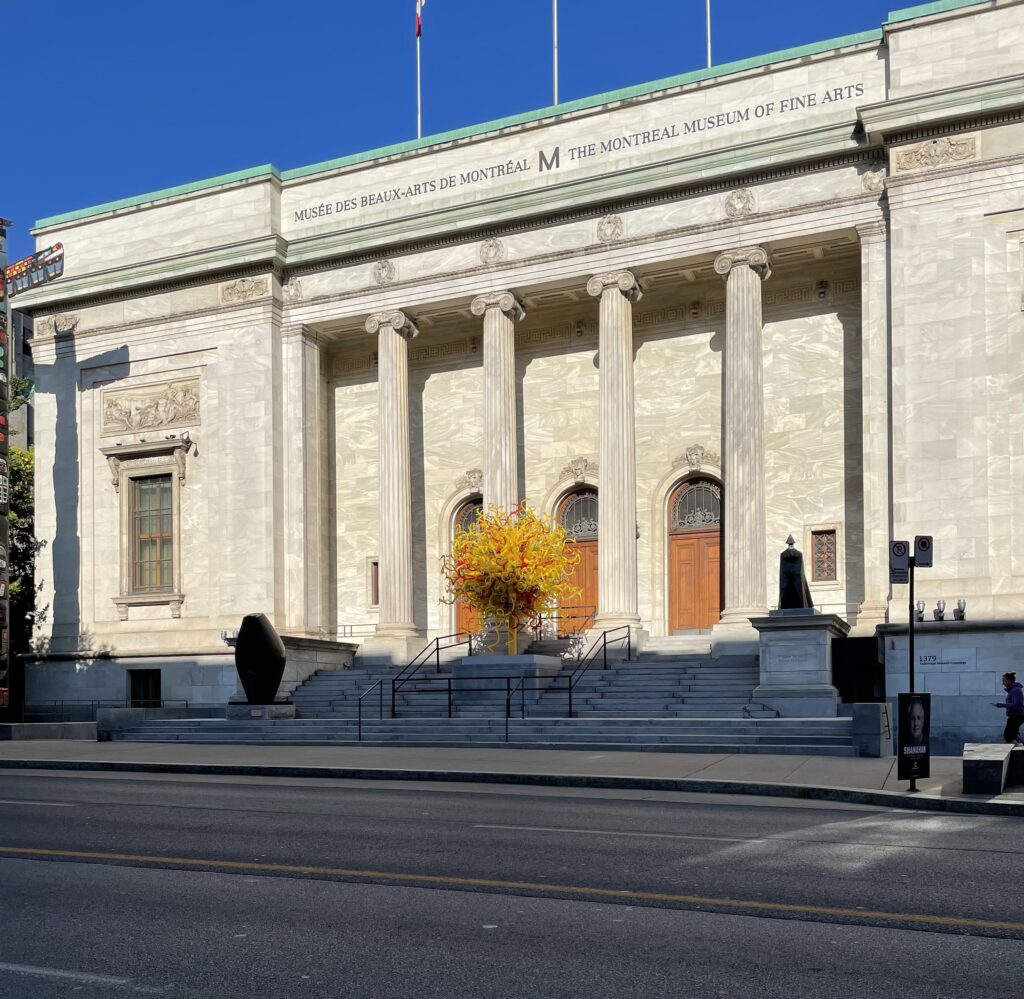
{"left": 559, "top": 488, "right": 599, "bottom": 540}
{"left": 669, "top": 479, "right": 721, "bottom": 533}
{"left": 454, "top": 497, "right": 483, "bottom": 535}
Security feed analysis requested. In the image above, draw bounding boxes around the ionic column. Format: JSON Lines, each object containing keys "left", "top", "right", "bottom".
{"left": 856, "top": 221, "right": 891, "bottom": 627}
{"left": 714, "top": 247, "right": 771, "bottom": 625}
{"left": 470, "top": 291, "right": 525, "bottom": 513}
{"left": 365, "top": 310, "right": 419, "bottom": 640}
{"left": 587, "top": 270, "right": 642, "bottom": 630}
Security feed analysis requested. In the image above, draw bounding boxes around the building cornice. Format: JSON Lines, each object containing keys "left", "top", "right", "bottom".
{"left": 859, "top": 74, "right": 1024, "bottom": 143}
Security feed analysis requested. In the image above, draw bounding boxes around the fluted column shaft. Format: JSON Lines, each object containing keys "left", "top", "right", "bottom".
{"left": 365, "top": 310, "right": 419, "bottom": 637}
{"left": 587, "top": 270, "right": 642, "bottom": 629}
{"left": 715, "top": 247, "right": 770, "bottom": 622}
{"left": 857, "top": 221, "right": 891, "bottom": 626}
{"left": 471, "top": 292, "right": 524, "bottom": 513}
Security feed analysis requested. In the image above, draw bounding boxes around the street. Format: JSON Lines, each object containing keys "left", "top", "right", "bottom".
{"left": 0, "top": 769, "right": 1021, "bottom": 997}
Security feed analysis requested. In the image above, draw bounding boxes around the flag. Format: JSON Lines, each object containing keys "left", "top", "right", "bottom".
{"left": 416, "top": 0, "right": 426, "bottom": 37}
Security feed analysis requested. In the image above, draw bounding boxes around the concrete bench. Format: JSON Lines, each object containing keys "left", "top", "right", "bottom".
{"left": 962, "top": 743, "right": 1018, "bottom": 795}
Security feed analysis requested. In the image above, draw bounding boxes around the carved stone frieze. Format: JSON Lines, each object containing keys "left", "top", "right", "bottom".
{"left": 372, "top": 259, "right": 396, "bottom": 286}
{"left": 470, "top": 291, "right": 525, "bottom": 321}
{"left": 102, "top": 378, "right": 200, "bottom": 436}
{"left": 479, "top": 238, "right": 506, "bottom": 265}
{"left": 282, "top": 279, "right": 303, "bottom": 303}
{"left": 894, "top": 135, "right": 977, "bottom": 173}
{"left": 36, "top": 313, "right": 80, "bottom": 337}
{"left": 561, "top": 456, "right": 598, "bottom": 483}
{"left": 596, "top": 214, "right": 624, "bottom": 243}
{"left": 456, "top": 468, "right": 483, "bottom": 492}
{"left": 220, "top": 276, "right": 270, "bottom": 304}
{"left": 723, "top": 189, "right": 755, "bottom": 218}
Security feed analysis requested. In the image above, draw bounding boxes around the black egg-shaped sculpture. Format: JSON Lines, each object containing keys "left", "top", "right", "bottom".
{"left": 234, "top": 613, "right": 287, "bottom": 704}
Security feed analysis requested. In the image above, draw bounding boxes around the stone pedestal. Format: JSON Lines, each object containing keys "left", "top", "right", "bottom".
{"left": 750, "top": 611, "right": 849, "bottom": 716}
{"left": 452, "top": 655, "right": 562, "bottom": 707}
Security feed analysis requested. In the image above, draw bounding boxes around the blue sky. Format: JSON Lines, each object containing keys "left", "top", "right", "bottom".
{"left": 3, "top": 0, "right": 898, "bottom": 262}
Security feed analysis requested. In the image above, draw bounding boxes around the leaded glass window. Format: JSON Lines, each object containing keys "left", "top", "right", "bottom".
{"left": 812, "top": 530, "right": 838, "bottom": 582}
{"left": 670, "top": 480, "right": 721, "bottom": 533}
{"left": 560, "top": 489, "right": 599, "bottom": 540}
{"left": 131, "top": 475, "right": 174, "bottom": 593}
{"left": 455, "top": 497, "right": 483, "bottom": 534}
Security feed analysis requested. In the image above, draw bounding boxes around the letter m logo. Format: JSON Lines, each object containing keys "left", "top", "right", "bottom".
{"left": 538, "top": 147, "right": 561, "bottom": 173}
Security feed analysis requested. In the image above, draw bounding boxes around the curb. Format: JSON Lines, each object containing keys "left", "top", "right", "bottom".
{"left": 1, "top": 757, "right": 1020, "bottom": 816}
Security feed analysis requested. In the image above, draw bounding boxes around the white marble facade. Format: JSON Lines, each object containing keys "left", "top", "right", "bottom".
{"left": 17, "top": 0, "right": 1024, "bottom": 706}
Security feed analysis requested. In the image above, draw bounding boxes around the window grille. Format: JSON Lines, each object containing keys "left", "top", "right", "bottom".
{"left": 455, "top": 498, "right": 483, "bottom": 534}
{"left": 670, "top": 480, "right": 721, "bottom": 532}
{"left": 559, "top": 489, "right": 599, "bottom": 540}
{"left": 811, "top": 530, "right": 838, "bottom": 582}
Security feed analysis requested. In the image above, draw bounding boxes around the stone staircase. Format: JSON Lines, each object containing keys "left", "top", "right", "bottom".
{"left": 110, "top": 715, "right": 855, "bottom": 754}
{"left": 109, "top": 636, "right": 858, "bottom": 755}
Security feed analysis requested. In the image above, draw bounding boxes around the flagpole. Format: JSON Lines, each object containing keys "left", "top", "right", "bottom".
{"left": 706, "top": 0, "right": 712, "bottom": 68}
{"left": 417, "top": 31, "right": 422, "bottom": 139}
{"left": 552, "top": 0, "right": 559, "bottom": 105}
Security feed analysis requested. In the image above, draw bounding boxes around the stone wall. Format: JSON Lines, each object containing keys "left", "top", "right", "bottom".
{"left": 881, "top": 621, "right": 1024, "bottom": 755}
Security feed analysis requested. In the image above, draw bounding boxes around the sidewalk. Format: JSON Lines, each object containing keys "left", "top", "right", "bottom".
{"left": 1, "top": 740, "right": 1021, "bottom": 815}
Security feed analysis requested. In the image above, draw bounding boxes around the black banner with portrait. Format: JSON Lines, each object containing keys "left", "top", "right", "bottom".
{"left": 898, "top": 692, "right": 931, "bottom": 780}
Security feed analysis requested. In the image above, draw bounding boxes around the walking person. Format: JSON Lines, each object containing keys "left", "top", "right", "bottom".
{"left": 992, "top": 672, "right": 1024, "bottom": 744}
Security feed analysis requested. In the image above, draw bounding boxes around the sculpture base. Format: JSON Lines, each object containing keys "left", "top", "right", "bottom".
{"left": 750, "top": 612, "right": 849, "bottom": 717}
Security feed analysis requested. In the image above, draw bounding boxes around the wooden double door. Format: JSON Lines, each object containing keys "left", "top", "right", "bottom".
{"left": 668, "top": 529, "right": 721, "bottom": 632}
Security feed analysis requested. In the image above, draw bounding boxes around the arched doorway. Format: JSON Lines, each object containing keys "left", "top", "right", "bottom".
{"left": 558, "top": 488, "right": 599, "bottom": 634}
{"left": 453, "top": 497, "right": 483, "bottom": 635}
{"left": 667, "top": 478, "right": 722, "bottom": 632}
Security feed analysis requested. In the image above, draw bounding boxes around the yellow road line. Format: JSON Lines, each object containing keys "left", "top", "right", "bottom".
{"left": 2, "top": 844, "right": 1021, "bottom": 933}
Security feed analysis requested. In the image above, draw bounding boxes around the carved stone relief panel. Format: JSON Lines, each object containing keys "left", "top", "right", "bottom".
{"left": 219, "top": 276, "right": 270, "bottom": 304}
{"left": 892, "top": 135, "right": 978, "bottom": 174}
{"left": 561, "top": 456, "right": 598, "bottom": 483}
{"left": 102, "top": 378, "right": 201, "bottom": 436}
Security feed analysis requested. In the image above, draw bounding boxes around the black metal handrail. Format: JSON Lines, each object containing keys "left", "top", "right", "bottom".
{"left": 391, "top": 631, "right": 473, "bottom": 717}
{"left": 549, "top": 625, "right": 632, "bottom": 718}
{"left": 357, "top": 679, "right": 384, "bottom": 741}
{"left": 388, "top": 626, "right": 634, "bottom": 722}
{"left": 505, "top": 675, "right": 527, "bottom": 742}
{"left": 534, "top": 605, "right": 597, "bottom": 640}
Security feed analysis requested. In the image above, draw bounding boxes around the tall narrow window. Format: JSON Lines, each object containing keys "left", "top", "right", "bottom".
{"left": 131, "top": 475, "right": 174, "bottom": 593}
{"left": 811, "top": 529, "right": 838, "bottom": 582}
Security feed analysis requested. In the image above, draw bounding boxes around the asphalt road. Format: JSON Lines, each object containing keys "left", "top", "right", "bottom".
{"left": 0, "top": 770, "right": 1021, "bottom": 998}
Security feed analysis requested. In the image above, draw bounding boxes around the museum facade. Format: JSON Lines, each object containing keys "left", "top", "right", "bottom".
{"left": 14, "top": 0, "right": 1024, "bottom": 719}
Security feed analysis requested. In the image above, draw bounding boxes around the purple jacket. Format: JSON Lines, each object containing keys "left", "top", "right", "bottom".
{"left": 996, "top": 682, "right": 1024, "bottom": 716}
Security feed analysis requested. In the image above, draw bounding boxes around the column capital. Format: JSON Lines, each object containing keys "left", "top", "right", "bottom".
{"left": 470, "top": 291, "right": 525, "bottom": 321}
{"left": 856, "top": 220, "right": 888, "bottom": 243}
{"left": 713, "top": 246, "right": 771, "bottom": 280}
{"left": 586, "top": 270, "right": 643, "bottom": 303}
{"left": 365, "top": 310, "right": 419, "bottom": 340}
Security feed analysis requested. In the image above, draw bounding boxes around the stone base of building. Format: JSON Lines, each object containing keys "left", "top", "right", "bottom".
{"left": 227, "top": 700, "right": 296, "bottom": 720}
